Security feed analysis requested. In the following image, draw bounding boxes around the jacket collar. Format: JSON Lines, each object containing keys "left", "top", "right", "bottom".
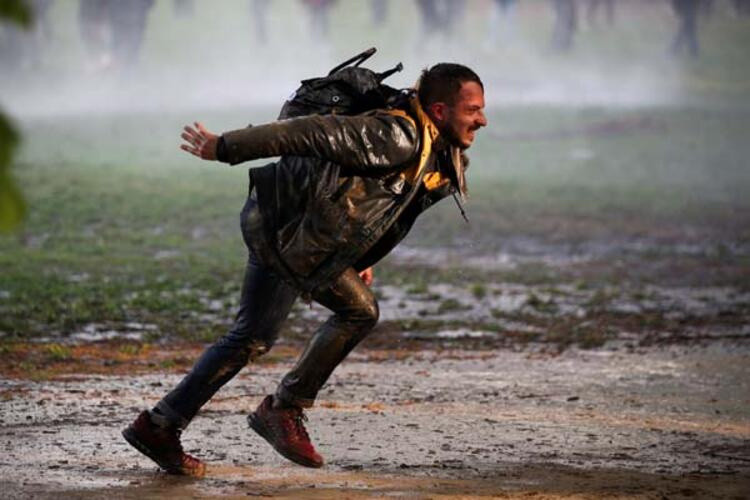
{"left": 409, "top": 97, "right": 467, "bottom": 199}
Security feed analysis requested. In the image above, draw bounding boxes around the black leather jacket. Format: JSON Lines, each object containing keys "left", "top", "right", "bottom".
{"left": 219, "top": 100, "right": 463, "bottom": 294}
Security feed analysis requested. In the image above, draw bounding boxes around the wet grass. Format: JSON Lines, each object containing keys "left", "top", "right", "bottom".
{"left": 2, "top": 103, "right": 749, "bottom": 341}
{"left": 2, "top": 6, "right": 750, "bottom": 342}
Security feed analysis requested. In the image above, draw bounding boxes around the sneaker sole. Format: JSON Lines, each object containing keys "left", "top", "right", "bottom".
{"left": 122, "top": 426, "right": 203, "bottom": 476}
{"left": 247, "top": 413, "right": 324, "bottom": 468}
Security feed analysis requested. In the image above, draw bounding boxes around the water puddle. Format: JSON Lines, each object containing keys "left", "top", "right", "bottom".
{"left": 389, "top": 238, "right": 750, "bottom": 272}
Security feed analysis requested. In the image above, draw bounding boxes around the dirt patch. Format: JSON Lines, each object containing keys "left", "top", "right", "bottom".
{"left": 1, "top": 344, "right": 748, "bottom": 498}
{"left": 0, "top": 342, "right": 301, "bottom": 380}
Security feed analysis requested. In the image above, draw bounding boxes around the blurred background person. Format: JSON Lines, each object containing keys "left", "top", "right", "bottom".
{"left": 732, "top": 0, "right": 750, "bottom": 15}
{"left": 78, "top": 0, "right": 113, "bottom": 71}
{"left": 670, "top": 0, "right": 700, "bottom": 57}
{"left": 550, "top": 0, "right": 577, "bottom": 51}
{"left": 586, "top": 0, "right": 615, "bottom": 27}
{"left": 415, "top": 0, "right": 441, "bottom": 41}
{"left": 371, "top": 0, "right": 388, "bottom": 27}
{"left": 78, "top": 0, "right": 154, "bottom": 72}
{"left": 415, "top": 0, "right": 467, "bottom": 43}
{"left": 700, "top": 0, "right": 715, "bottom": 18}
{"left": 251, "top": 0, "right": 272, "bottom": 45}
{"left": 485, "top": 0, "right": 519, "bottom": 48}
{"left": 442, "top": 0, "right": 467, "bottom": 38}
{"left": 173, "top": 0, "right": 195, "bottom": 18}
{"left": 109, "top": 0, "right": 154, "bottom": 70}
{"left": 300, "top": 0, "right": 337, "bottom": 42}
{"left": 0, "top": 0, "right": 54, "bottom": 71}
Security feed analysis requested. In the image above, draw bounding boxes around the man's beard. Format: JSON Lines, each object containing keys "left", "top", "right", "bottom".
{"left": 440, "top": 123, "right": 469, "bottom": 150}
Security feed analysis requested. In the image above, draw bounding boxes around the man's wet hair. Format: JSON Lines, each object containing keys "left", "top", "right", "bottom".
{"left": 417, "top": 63, "right": 483, "bottom": 108}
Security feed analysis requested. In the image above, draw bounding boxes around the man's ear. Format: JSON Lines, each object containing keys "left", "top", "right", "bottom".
{"left": 427, "top": 102, "right": 449, "bottom": 124}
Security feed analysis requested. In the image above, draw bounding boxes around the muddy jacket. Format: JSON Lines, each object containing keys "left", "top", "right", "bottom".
{"left": 219, "top": 98, "right": 467, "bottom": 295}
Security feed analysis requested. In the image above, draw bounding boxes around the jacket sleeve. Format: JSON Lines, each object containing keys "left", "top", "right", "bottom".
{"left": 220, "top": 112, "right": 420, "bottom": 170}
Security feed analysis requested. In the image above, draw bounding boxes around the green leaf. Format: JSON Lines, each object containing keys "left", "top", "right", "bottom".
{"left": 0, "top": 167, "right": 26, "bottom": 232}
{"left": 0, "top": 112, "right": 19, "bottom": 166}
{"left": 0, "top": 111, "right": 25, "bottom": 232}
{"left": 0, "top": 0, "right": 32, "bottom": 29}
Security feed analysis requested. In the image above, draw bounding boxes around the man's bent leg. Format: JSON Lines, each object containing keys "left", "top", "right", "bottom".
{"left": 124, "top": 254, "right": 297, "bottom": 475}
{"left": 124, "top": 253, "right": 297, "bottom": 474}
{"left": 276, "top": 267, "right": 379, "bottom": 408}
{"left": 248, "top": 267, "right": 377, "bottom": 467}
{"left": 155, "top": 254, "right": 299, "bottom": 427}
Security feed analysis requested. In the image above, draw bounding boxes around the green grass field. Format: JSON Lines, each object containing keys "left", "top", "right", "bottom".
{"left": 1, "top": 1, "right": 749, "bottom": 340}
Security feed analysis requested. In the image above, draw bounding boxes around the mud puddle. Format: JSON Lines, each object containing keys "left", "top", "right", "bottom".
{"left": 19, "top": 277, "right": 750, "bottom": 352}
{"left": 291, "top": 280, "right": 750, "bottom": 349}
{"left": 1, "top": 343, "right": 748, "bottom": 498}
{"left": 389, "top": 238, "right": 750, "bottom": 272}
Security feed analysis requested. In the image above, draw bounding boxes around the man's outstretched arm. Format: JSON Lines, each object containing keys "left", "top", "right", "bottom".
{"left": 180, "top": 113, "right": 419, "bottom": 170}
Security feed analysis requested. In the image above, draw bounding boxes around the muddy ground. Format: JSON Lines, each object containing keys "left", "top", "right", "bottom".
{"left": 2, "top": 238, "right": 749, "bottom": 499}
{"left": 1, "top": 341, "right": 749, "bottom": 499}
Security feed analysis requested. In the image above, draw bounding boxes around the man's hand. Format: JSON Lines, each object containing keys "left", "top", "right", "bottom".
{"left": 358, "top": 267, "right": 373, "bottom": 287}
{"left": 180, "top": 122, "right": 219, "bottom": 160}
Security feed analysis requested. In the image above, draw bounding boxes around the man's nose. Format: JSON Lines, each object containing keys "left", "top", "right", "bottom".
{"left": 477, "top": 111, "right": 488, "bottom": 127}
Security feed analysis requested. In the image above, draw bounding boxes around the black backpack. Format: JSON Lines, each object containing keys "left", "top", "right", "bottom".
{"left": 278, "top": 47, "right": 410, "bottom": 120}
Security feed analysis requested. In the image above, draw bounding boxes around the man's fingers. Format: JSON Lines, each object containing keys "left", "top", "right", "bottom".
{"left": 180, "top": 144, "right": 200, "bottom": 156}
{"left": 180, "top": 122, "right": 216, "bottom": 160}
{"left": 183, "top": 125, "right": 201, "bottom": 141}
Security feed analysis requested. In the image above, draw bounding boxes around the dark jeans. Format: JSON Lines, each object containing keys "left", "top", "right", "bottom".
{"left": 154, "top": 195, "right": 379, "bottom": 429}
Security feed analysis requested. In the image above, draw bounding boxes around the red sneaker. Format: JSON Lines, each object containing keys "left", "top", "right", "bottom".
{"left": 247, "top": 395, "right": 324, "bottom": 468}
{"left": 122, "top": 410, "right": 206, "bottom": 477}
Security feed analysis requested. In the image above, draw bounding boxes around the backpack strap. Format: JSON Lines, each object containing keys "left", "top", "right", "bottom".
{"left": 376, "top": 62, "right": 403, "bottom": 82}
{"left": 386, "top": 98, "right": 446, "bottom": 191}
{"left": 327, "top": 47, "right": 377, "bottom": 75}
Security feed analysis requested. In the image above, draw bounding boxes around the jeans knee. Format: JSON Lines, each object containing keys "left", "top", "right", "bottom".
{"left": 217, "top": 335, "right": 273, "bottom": 366}
{"left": 356, "top": 299, "right": 379, "bottom": 330}
{"left": 246, "top": 339, "right": 272, "bottom": 361}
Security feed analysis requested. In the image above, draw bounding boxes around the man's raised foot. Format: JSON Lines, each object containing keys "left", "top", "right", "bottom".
{"left": 247, "top": 395, "right": 324, "bottom": 468}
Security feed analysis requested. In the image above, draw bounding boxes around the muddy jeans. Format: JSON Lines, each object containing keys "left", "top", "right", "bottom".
{"left": 153, "top": 194, "right": 379, "bottom": 429}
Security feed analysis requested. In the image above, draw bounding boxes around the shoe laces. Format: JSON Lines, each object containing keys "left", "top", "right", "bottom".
{"left": 292, "top": 409, "right": 311, "bottom": 441}
{"left": 164, "top": 426, "right": 185, "bottom": 454}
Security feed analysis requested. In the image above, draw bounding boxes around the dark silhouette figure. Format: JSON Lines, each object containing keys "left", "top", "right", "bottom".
{"left": 670, "top": 0, "right": 700, "bottom": 58}
{"left": 551, "top": 0, "right": 578, "bottom": 51}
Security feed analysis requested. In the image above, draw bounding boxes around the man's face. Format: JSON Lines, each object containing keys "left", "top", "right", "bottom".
{"left": 431, "top": 81, "right": 487, "bottom": 149}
